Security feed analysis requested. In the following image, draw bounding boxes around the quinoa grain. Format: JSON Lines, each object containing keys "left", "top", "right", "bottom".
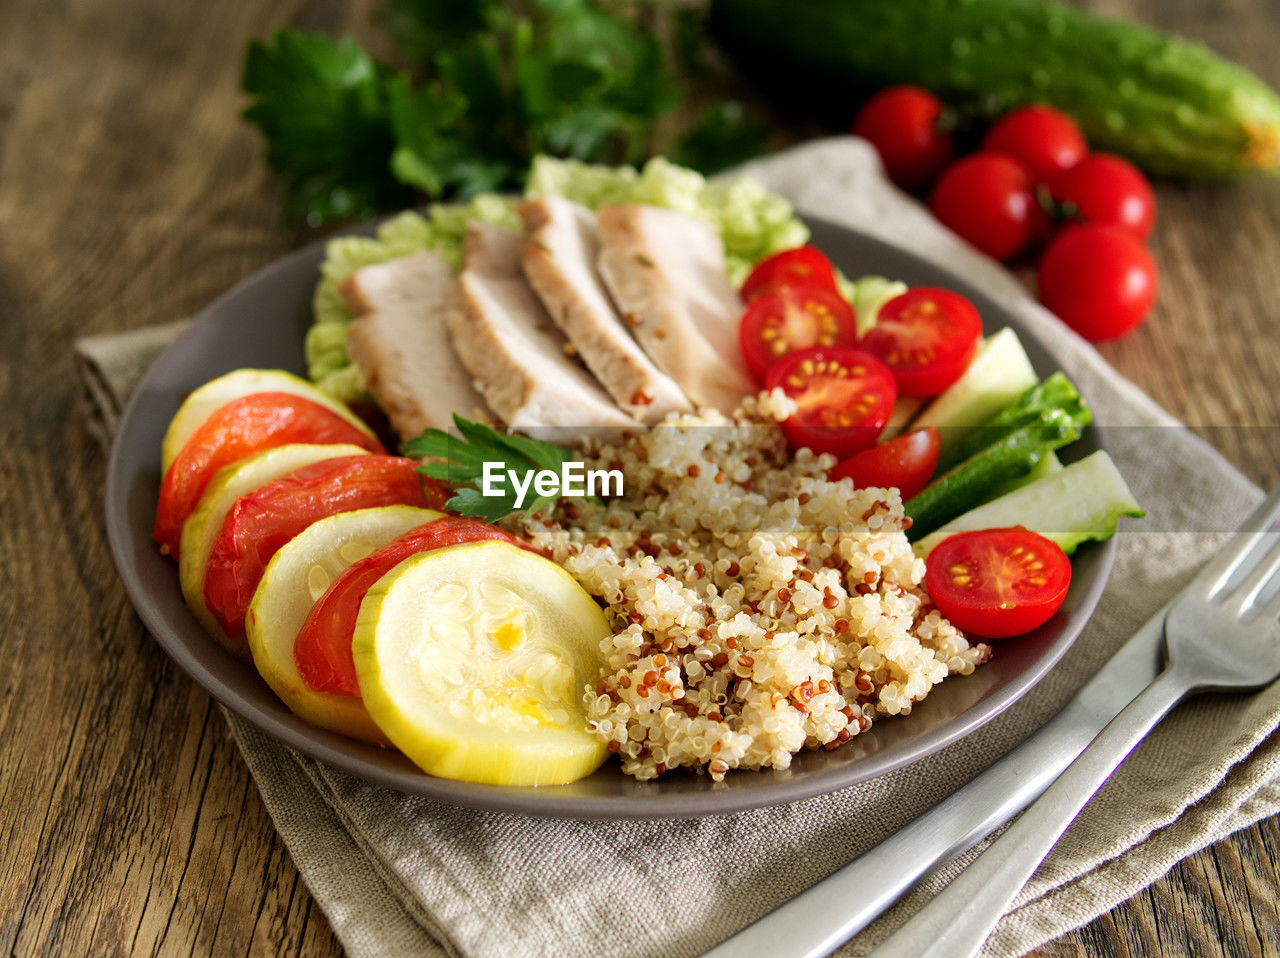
{"left": 514, "top": 394, "right": 987, "bottom": 781}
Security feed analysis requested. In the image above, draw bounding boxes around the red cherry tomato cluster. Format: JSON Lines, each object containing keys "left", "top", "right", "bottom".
{"left": 854, "top": 90, "right": 1159, "bottom": 342}
{"left": 736, "top": 251, "right": 1069, "bottom": 639}
{"left": 737, "top": 246, "right": 980, "bottom": 489}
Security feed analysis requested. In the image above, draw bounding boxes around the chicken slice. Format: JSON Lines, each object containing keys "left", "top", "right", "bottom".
{"left": 596, "top": 204, "right": 755, "bottom": 412}
{"left": 340, "top": 251, "right": 491, "bottom": 442}
{"left": 518, "top": 196, "right": 691, "bottom": 424}
{"left": 450, "top": 221, "right": 636, "bottom": 431}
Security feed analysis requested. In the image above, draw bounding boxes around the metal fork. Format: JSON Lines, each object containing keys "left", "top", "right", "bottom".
{"left": 871, "top": 489, "right": 1280, "bottom": 958}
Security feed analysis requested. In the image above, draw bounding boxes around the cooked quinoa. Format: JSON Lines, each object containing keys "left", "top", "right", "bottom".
{"left": 513, "top": 392, "right": 991, "bottom": 781}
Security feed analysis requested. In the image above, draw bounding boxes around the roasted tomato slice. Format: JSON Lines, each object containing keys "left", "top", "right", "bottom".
{"left": 739, "top": 245, "right": 839, "bottom": 302}
{"left": 857, "top": 287, "right": 982, "bottom": 397}
{"left": 154, "top": 392, "right": 385, "bottom": 557}
{"left": 829, "top": 427, "right": 940, "bottom": 501}
{"left": 924, "top": 527, "right": 1071, "bottom": 638}
{"left": 739, "top": 283, "right": 860, "bottom": 382}
{"left": 294, "top": 516, "right": 536, "bottom": 696}
{"left": 202, "top": 455, "right": 448, "bottom": 637}
{"left": 764, "top": 345, "right": 896, "bottom": 459}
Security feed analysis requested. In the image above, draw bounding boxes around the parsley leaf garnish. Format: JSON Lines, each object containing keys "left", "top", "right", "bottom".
{"left": 241, "top": 31, "right": 415, "bottom": 224}
{"left": 404, "top": 415, "right": 580, "bottom": 523}
{"left": 239, "top": 3, "right": 767, "bottom": 225}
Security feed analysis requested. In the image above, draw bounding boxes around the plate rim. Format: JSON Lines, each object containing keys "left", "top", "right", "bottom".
{"left": 104, "top": 213, "right": 1116, "bottom": 820}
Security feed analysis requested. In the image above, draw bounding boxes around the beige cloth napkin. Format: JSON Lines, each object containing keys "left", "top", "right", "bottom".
{"left": 77, "top": 138, "right": 1280, "bottom": 957}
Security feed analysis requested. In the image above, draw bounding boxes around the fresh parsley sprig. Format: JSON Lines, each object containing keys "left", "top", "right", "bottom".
{"left": 404, "top": 415, "right": 579, "bottom": 523}
{"left": 240, "top": 1, "right": 767, "bottom": 225}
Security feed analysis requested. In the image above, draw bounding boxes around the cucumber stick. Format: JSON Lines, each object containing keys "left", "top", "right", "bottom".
{"left": 904, "top": 411, "right": 1082, "bottom": 540}
{"left": 941, "top": 371, "right": 1089, "bottom": 471}
{"left": 913, "top": 451, "right": 1144, "bottom": 558}
{"left": 988, "top": 450, "right": 1062, "bottom": 500}
{"left": 912, "top": 327, "right": 1038, "bottom": 462}
{"left": 709, "top": 0, "right": 1280, "bottom": 177}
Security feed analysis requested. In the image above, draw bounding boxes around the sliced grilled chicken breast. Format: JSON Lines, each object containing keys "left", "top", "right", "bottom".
{"left": 518, "top": 196, "right": 691, "bottom": 424}
{"left": 451, "top": 221, "right": 636, "bottom": 431}
{"left": 340, "top": 252, "right": 492, "bottom": 441}
{"left": 596, "top": 204, "right": 755, "bottom": 413}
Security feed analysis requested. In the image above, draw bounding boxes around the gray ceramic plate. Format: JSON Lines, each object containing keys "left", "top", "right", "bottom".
{"left": 105, "top": 215, "right": 1114, "bottom": 820}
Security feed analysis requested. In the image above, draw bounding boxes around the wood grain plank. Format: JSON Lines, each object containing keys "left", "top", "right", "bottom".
{"left": 0, "top": 0, "right": 351, "bottom": 954}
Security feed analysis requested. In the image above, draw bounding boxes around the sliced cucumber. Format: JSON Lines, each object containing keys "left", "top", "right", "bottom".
{"left": 913, "top": 451, "right": 1144, "bottom": 559}
{"left": 913, "top": 327, "right": 1039, "bottom": 462}
{"left": 879, "top": 396, "right": 926, "bottom": 441}
{"left": 353, "top": 541, "right": 610, "bottom": 786}
{"left": 246, "top": 505, "right": 442, "bottom": 745}
{"left": 845, "top": 275, "right": 908, "bottom": 336}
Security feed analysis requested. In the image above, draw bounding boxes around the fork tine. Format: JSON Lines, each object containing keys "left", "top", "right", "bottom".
{"left": 1224, "top": 534, "right": 1280, "bottom": 616}
{"left": 1260, "top": 583, "right": 1280, "bottom": 624}
{"left": 1201, "top": 488, "right": 1280, "bottom": 599}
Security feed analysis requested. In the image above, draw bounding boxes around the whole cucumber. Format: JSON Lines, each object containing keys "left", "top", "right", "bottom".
{"left": 709, "top": 0, "right": 1280, "bottom": 177}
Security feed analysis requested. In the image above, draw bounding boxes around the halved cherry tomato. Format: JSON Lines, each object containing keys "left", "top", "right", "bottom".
{"left": 829, "top": 427, "right": 940, "bottom": 501}
{"left": 154, "top": 392, "right": 385, "bottom": 557}
{"left": 924, "top": 528, "right": 1071, "bottom": 638}
{"left": 739, "top": 283, "right": 860, "bottom": 382}
{"left": 202, "top": 456, "right": 448, "bottom": 637}
{"left": 764, "top": 346, "right": 896, "bottom": 459}
{"left": 858, "top": 287, "right": 982, "bottom": 397}
{"left": 739, "top": 245, "right": 839, "bottom": 303}
{"left": 294, "top": 516, "right": 536, "bottom": 696}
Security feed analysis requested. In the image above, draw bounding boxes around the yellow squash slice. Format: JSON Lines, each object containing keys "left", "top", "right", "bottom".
{"left": 353, "top": 541, "right": 610, "bottom": 786}
{"left": 161, "top": 368, "right": 376, "bottom": 474}
{"left": 246, "top": 505, "right": 442, "bottom": 746}
{"left": 178, "top": 442, "right": 370, "bottom": 655}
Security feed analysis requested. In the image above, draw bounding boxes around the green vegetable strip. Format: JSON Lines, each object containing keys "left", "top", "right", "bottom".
{"left": 938, "top": 372, "right": 1091, "bottom": 472}
{"left": 905, "top": 413, "right": 1084, "bottom": 541}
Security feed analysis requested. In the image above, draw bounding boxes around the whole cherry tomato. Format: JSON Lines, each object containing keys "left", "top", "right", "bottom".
{"left": 1037, "top": 225, "right": 1158, "bottom": 341}
{"left": 1049, "top": 153, "right": 1156, "bottom": 241}
{"left": 981, "top": 105, "right": 1088, "bottom": 183}
{"left": 929, "top": 155, "right": 1045, "bottom": 262}
{"left": 854, "top": 86, "right": 956, "bottom": 191}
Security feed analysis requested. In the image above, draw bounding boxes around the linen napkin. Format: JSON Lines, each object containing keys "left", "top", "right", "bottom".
{"left": 78, "top": 138, "right": 1280, "bottom": 957}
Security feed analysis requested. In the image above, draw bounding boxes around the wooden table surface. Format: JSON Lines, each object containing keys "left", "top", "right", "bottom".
{"left": 3, "top": 0, "right": 1279, "bottom": 954}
